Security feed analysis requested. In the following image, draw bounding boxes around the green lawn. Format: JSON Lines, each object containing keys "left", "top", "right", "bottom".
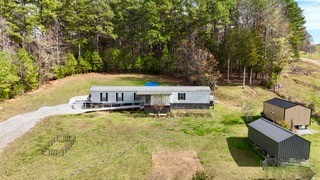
{"left": 300, "top": 51, "right": 320, "bottom": 60}
{"left": 0, "top": 72, "right": 319, "bottom": 179}
{"left": 0, "top": 107, "right": 314, "bottom": 179}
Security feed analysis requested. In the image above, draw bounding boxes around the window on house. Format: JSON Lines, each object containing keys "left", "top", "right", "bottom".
{"left": 100, "top": 93, "right": 108, "bottom": 101}
{"left": 134, "top": 93, "right": 137, "bottom": 101}
{"left": 116, "top": 93, "right": 124, "bottom": 101}
{"left": 178, "top": 93, "right": 186, "bottom": 100}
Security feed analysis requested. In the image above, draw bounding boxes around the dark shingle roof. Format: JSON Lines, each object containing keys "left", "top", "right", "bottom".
{"left": 264, "top": 98, "right": 297, "bottom": 109}
{"left": 248, "top": 118, "right": 294, "bottom": 142}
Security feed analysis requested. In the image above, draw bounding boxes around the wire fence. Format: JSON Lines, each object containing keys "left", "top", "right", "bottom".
{"left": 41, "top": 135, "right": 76, "bottom": 156}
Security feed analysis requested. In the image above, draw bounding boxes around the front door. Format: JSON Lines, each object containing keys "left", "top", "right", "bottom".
{"left": 145, "top": 95, "right": 151, "bottom": 105}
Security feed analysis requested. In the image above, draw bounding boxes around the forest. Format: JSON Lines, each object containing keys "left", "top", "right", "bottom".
{"left": 0, "top": 0, "right": 307, "bottom": 100}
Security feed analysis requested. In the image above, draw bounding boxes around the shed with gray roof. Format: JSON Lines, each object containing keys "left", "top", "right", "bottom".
{"left": 248, "top": 118, "right": 310, "bottom": 162}
{"left": 263, "top": 98, "right": 311, "bottom": 129}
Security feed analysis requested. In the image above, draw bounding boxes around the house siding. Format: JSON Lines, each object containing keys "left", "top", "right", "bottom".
{"left": 91, "top": 91, "right": 136, "bottom": 103}
{"left": 88, "top": 87, "right": 211, "bottom": 111}
{"left": 263, "top": 102, "right": 285, "bottom": 122}
{"left": 285, "top": 105, "right": 311, "bottom": 126}
{"left": 170, "top": 91, "right": 210, "bottom": 104}
{"left": 90, "top": 90, "right": 210, "bottom": 105}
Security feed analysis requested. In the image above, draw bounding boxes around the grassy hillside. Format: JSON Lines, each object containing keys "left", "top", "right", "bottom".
{"left": 0, "top": 69, "right": 319, "bottom": 179}
{"left": 300, "top": 51, "right": 320, "bottom": 60}
{"left": 277, "top": 61, "right": 320, "bottom": 114}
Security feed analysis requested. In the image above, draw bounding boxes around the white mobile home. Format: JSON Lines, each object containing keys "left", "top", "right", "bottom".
{"left": 85, "top": 86, "right": 212, "bottom": 113}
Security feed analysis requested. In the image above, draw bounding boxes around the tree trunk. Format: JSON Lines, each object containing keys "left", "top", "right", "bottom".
{"left": 249, "top": 68, "right": 253, "bottom": 85}
{"left": 96, "top": 33, "right": 99, "bottom": 53}
{"left": 37, "top": 66, "right": 41, "bottom": 88}
{"left": 56, "top": 21, "right": 60, "bottom": 65}
{"left": 227, "top": 54, "right": 230, "bottom": 83}
{"left": 243, "top": 66, "right": 246, "bottom": 88}
{"left": 78, "top": 43, "right": 81, "bottom": 57}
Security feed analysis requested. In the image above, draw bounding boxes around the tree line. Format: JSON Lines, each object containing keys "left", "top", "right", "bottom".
{"left": 0, "top": 0, "right": 306, "bottom": 100}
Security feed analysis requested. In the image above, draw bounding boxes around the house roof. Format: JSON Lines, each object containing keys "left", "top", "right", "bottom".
{"left": 136, "top": 91, "right": 172, "bottom": 95}
{"left": 248, "top": 118, "right": 294, "bottom": 143}
{"left": 264, "top": 98, "right": 297, "bottom": 109}
{"left": 90, "top": 86, "right": 211, "bottom": 92}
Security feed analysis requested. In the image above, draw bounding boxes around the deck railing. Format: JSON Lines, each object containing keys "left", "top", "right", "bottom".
{"left": 83, "top": 101, "right": 144, "bottom": 109}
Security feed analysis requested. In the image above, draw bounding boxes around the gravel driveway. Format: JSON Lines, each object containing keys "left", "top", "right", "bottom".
{"left": 0, "top": 96, "right": 143, "bottom": 152}
{"left": 0, "top": 103, "right": 89, "bottom": 151}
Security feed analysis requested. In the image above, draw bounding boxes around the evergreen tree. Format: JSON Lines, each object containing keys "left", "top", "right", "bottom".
{"left": 16, "top": 48, "right": 39, "bottom": 91}
{"left": 91, "top": 52, "right": 103, "bottom": 72}
{"left": 63, "top": 53, "right": 78, "bottom": 75}
{"left": 283, "top": 0, "right": 306, "bottom": 59}
{"left": 77, "top": 55, "right": 91, "bottom": 73}
{"left": 0, "top": 51, "right": 19, "bottom": 99}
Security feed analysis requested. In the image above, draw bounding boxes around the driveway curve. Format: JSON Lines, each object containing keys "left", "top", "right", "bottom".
{"left": 0, "top": 96, "right": 143, "bottom": 152}
{"left": 301, "top": 58, "right": 320, "bottom": 67}
{"left": 0, "top": 103, "right": 89, "bottom": 151}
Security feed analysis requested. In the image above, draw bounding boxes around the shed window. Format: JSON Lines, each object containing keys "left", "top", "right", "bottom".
{"left": 271, "top": 108, "right": 275, "bottom": 115}
{"left": 116, "top": 93, "right": 124, "bottom": 101}
{"left": 178, "top": 93, "right": 186, "bottom": 100}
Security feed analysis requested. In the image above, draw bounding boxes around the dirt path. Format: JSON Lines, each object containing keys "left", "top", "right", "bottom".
{"left": 301, "top": 58, "right": 320, "bottom": 67}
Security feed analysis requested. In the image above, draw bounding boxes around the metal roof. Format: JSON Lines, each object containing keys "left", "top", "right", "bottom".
{"left": 90, "top": 86, "right": 211, "bottom": 92}
{"left": 248, "top": 118, "right": 294, "bottom": 143}
{"left": 136, "top": 91, "right": 172, "bottom": 95}
{"left": 264, "top": 98, "right": 297, "bottom": 109}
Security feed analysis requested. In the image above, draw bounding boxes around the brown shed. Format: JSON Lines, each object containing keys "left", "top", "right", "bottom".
{"left": 263, "top": 98, "right": 311, "bottom": 129}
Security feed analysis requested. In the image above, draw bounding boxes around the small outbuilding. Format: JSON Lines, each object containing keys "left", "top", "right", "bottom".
{"left": 248, "top": 118, "right": 311, "bottom": 162}
{"left": 263, "top": 98, "right": 311, "bottom": 129}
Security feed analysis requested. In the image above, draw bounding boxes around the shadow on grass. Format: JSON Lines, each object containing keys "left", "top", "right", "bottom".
{"left": 226, "top": 137, "right": 262, "bottom": 167}
{"left": 240, "top": 115, "right": 261, "bottom": 127}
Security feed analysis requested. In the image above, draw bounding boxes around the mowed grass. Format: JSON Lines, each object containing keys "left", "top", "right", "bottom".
{"left": 300, "top": 51, "right": 320, "bottom": 60}
{"left": 0, "top": 71, "right": 319, "bottom": 179}
{"left": 0, "top": 107, "right": 313, "bottom": 179}
{"left": 0, "top": 73, "right": 179, "bottom": 122}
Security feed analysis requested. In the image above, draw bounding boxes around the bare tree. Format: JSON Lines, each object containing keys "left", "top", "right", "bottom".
{"left": 152, "top": 93, "right": 166, "bottom": 117}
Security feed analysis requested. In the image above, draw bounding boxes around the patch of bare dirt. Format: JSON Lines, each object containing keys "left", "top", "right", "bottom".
{"left": 290, "top": 66, "right": 309, "bottom": 75}
{"left": 150, "top": 151, "right": 203, "bottom": 180}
